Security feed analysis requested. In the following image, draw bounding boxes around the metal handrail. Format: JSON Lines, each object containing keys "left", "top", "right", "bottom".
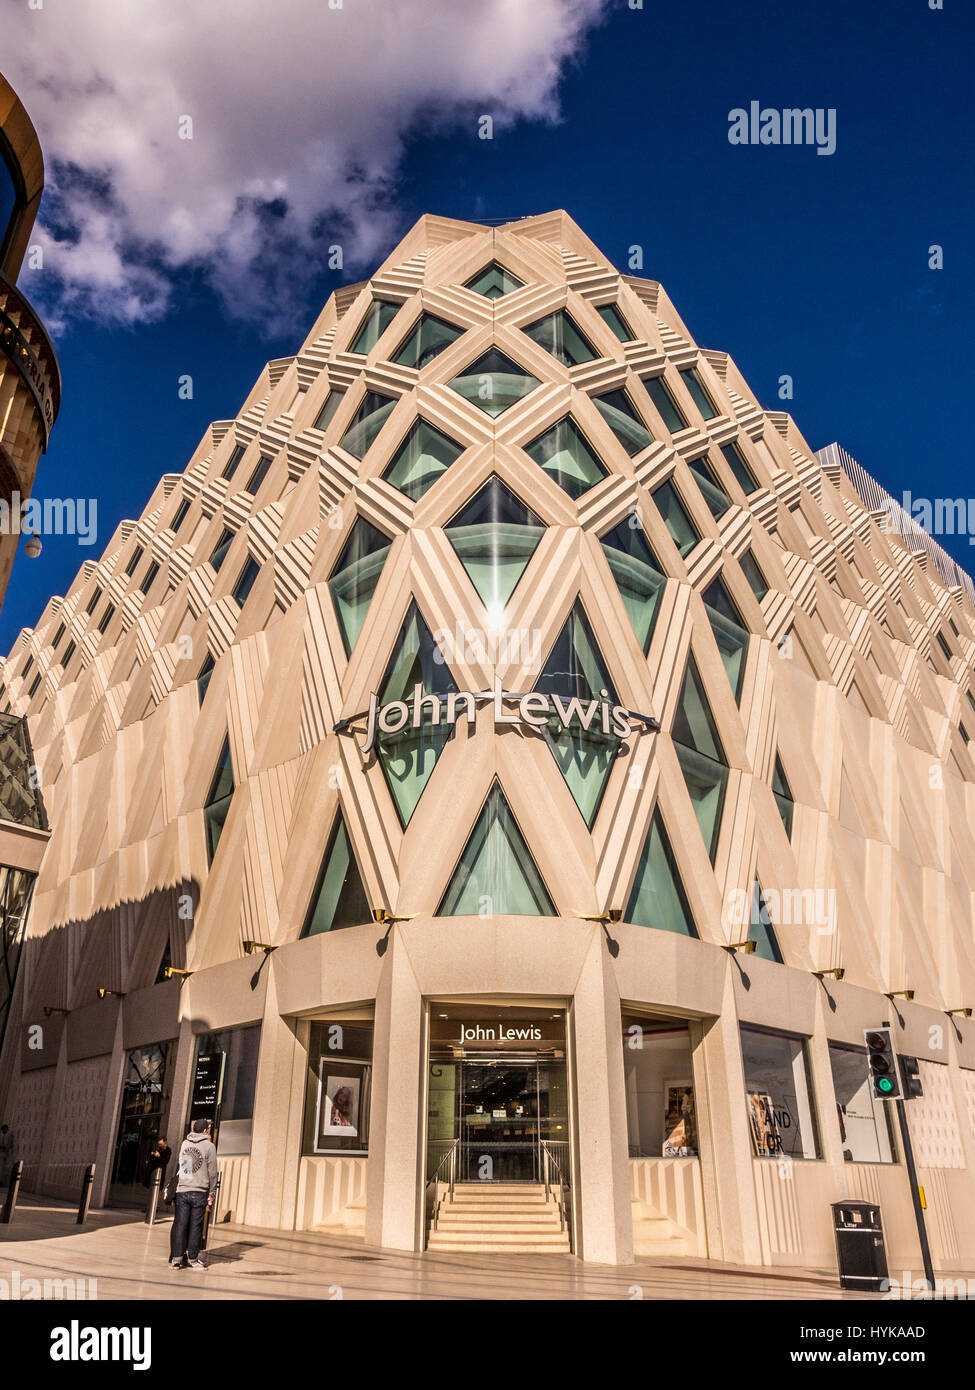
{"left": 540, "top": 1140, "right": 571, "bottom": 1235}
{"left": 426, "top": 1139, "right": 459, "bottom": 1231}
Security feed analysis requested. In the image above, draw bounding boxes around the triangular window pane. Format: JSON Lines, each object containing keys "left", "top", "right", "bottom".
{"left": 328, "top": 518, "right": 393, "bottom": 655}
{"left": 382, "top": 420, "right": 463, "bottom": 501}
{"left": 672, "top": 658, "right": 728, "bottom": 862}
{"left": 523, "top": 311, "right": 596, "bottom": 367}
{"left": 315, "top": 390, "right": 346, "bottom": 433}
{"left": 740, "top": 549, "right": 768, "bottom": 601}
{"left": 673, "top": 658, "right": 725, "bottom": 763}
{"left": 533, "top": 602, "right": 619, "bottom": 828}
{"left": 437, "top": 782, "right": 554, "bottom": 916}
{"left": 679, "top": 366, "right": 719, "bottom": 420}
{"left": 155, "top": 940, "right": 172, "bottom": 985}
{"left": 688, "top": 455, "right": 731, "bottom": 519}
{"left": 445, "top": 477, "right": 543, "bottom": 612}
{"left": 449, "top": 349, "right": 539, "bottom": 418}
{"left": 597, "top": 303, "right": 633, "bottom": 342}
{"left": 302, "top": 813, "right": 371, "bottom": 937}
{"left": 524, "top": 417, "right": 607, "bottom": 499}
{"left": 748, "top": 881, "right": 783, "bottom": 962}
{"left": 625, "top": 809, "right": 699, "bottom": 936}
{"left": 197, "top": 654, "right": 215, "bottom": 705}
{"left": 643, "top": 376, "right": 687, "bottom": 433}
{"left": 600, "top": 521, "right": 666, "bottom": 654}
{"left": 592, "top": 390, "right": 654, "bottom": 456}
{"left": 204, "top": 736, "right": 235, "bottom": 864}
{"left": 701, "top": 576, "right": 749, "bottom": 703}
{"left": 720, "top": 440, "right": 757, "bottom": 494}
{"left": 350, "top": 299, "right": 399, "bottom": 354}
{"left": 652, "top": 480, "right": 700, "bottom": 556}
{"left": 772, "top": 754, "right": 794, "bottom": 839}
{"left": 339, "top": 391, "right": 397, "bottom": 459}
{"left": 376, "top": 603, "right": 458, "bottom": 827}
{"left": 210, "top": 528, "right": 234, "bottom": 572}
{"left": 394, "top": 314, "right": 462, "bottom": 370}
{"left": 465, "top": 264, "right": 524, "bottom": 299}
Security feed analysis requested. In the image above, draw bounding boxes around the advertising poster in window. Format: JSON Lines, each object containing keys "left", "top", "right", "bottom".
{"left": 662, "top": 1081, "right": 698, "bottom": 1157}
{"left": 321, "top": 1073, "right": 360, "bottom": 1137}
{"left": 747, "top": 1091, "right": 783, "bottom": 1155}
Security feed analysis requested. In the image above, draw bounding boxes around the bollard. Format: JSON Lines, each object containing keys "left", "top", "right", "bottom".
{"left": 76, "top": 1163, "right": 95, "bottom": 1225}
{"left": 200, "top": 1171, "right": 222, "bottom": 1250}
{"left": 1, "top": 1161, "right": 23, "bottom": 1224}
{"left": 144, "top": 1167, "right": 162, "bottom": 1225}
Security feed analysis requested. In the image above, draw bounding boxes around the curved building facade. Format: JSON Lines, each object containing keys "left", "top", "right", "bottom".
{"left": 2, "top": 212, "right": 975, "bottom": 1270}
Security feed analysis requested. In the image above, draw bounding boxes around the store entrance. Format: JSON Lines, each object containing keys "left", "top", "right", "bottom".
{"left": 460, "top": 1058, "right": 557, "bottom": 1182}
{"left": 427, "top": 1004, "right": 570, "bottom": 1186}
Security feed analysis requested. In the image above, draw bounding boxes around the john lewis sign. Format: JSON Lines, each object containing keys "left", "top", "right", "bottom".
{"left": 345, "top": 678, "right": 659, "bottom": 755}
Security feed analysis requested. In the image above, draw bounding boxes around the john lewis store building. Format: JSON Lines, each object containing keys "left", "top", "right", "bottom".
{"left": 4, "top": 212, "right": 975, "bottom": 1270}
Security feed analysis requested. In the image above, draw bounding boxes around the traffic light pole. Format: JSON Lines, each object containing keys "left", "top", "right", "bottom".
{"left": 894, "top": 1093, "right": 935, "bottom": 1293}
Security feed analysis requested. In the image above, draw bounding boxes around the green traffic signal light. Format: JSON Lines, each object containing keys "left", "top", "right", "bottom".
{"left": 877, "top": 1076, "right": 894, "bottom": 1094}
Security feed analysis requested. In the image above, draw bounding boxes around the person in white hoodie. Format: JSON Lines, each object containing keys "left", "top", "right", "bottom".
{"left": 168, "top": 1119, "right": 218, "bottom": 1270}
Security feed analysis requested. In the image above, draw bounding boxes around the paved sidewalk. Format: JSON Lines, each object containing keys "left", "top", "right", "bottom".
{"left": 0, "top": 1197, "right": 881, "bottom": 1300}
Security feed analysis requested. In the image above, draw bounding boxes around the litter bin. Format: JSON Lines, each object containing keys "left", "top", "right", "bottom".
{"left": 832, "top": 1200, "right": 888, "bottom": 1291}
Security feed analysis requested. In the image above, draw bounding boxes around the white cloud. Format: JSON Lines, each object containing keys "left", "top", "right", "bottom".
{"left": 5, "top": 0, "right": 606, "bottom": 329}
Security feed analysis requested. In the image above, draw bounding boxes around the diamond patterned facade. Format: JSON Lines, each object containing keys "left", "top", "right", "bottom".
{"left": 2, "top": 212, "right": 975, "bottom": 1270}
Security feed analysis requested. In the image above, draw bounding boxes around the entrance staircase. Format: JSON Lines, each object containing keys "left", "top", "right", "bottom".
{"left": 427, "top": 1183, "right": 571, "bottom": 1254}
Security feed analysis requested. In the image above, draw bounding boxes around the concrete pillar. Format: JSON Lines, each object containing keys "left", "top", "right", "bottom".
{"left": 243, "top": 963, "right": 306, "bottom": 1229}
{"left": 364, "top": 927, "right": 423, "bottom": 1251}
{"left": 692, "top": 965, "right": 763, "bottom": 1265}
{"left": 570, "top": 931, "right": 633, "bottom": 1264}
{"left": 807, "top": 995, "right": 847, "bottom": 1170}
{"left": 91, "top": 1008, "right": 126, "bottom": 1207}
{"left": 164, "top": 1014, "right": 197, "bottom": 1150}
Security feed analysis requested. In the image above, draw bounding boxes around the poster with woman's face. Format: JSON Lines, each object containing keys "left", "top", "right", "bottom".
{"left": 747, "top": 1091, "right": 782, "bottom": 1155}
{"left": 322, "top": 1075, "right": 360, "bottom": 1137}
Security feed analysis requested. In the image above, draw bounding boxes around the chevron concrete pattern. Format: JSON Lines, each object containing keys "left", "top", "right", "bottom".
{"left": 2, "top": 211, "right": 975, "bottom": 1275}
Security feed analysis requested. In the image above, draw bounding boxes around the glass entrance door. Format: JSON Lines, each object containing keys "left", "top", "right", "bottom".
{"left": 461, "top": 1059, "right": 539, "bottom": 1182}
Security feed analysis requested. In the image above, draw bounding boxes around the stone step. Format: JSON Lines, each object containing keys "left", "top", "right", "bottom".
{"left": 446, "top": 1189, "right": 551, "bottom": 1203}
{"left": 427, "top": 1234, "right": 571, "bottom": 1253}
{"left": 437, "top": 1216, "right": 564, "bottom": 1231}
{"left": 433, "top": 1223, "right": 561, "bottom": 1234}
{"left": 438, "top": 1208, "right": 560, "bottom": 1223}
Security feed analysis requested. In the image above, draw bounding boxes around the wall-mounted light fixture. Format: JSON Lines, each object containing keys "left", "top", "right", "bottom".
{"left": 813, "top": 967, "right": 845, "bottom": 981}
{"left": 946, "top": 1007, "right": 973, "bottom": 1018}
{"left": 163, "top": 967, "right": 192, "bottom": 980}
{"left": 575, "top": 910, "right": 622, "bottom": 957}
{"left": 372, "top": 908, "right": 417, "bottom": 957}
{"left": 724, "top": 940, "right": 757, "bottom": 956}
{"left": 887, "top": 989, "right": 915, "bottom": 1002}
{"left": 42, "top": 1006, "right": 70, "bottom": 1017}
{"left": 242, "top": 941, "right": 277, "bottom": 956}
{"left": 96, "top": 988, "right": 125, "bottom": 1000}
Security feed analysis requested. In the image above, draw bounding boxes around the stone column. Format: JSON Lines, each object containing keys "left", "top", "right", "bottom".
{"left": 91, "top": 1008, "right": 126, "bottom": 1207}
{"left": 692, "top": 966, "right": 763, "bottom": 1265}
{"left": 243, "top": 963, "right": 306, "bottom": 1230}
{"left": 570, "top": 930, "right": 633, "bottom": 1264}
{"left": 364, "top": 927, "right": 424, "bottom": 1251}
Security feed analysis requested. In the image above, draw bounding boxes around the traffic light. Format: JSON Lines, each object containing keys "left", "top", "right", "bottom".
{"left": 900, "top": 1055, "right": 924, "bottom": 1100}
{"left": 864, "top": 1027, "right": 903, "bottom": 1099}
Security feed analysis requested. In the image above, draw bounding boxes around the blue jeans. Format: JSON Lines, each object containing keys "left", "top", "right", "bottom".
{"left": 169, "top": 1190, "right": 208, "bottom": 1262}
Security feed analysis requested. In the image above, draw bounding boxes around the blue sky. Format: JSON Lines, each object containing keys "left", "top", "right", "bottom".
{"left": 3, "top": 0, "right": 972, "bottom": 648}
